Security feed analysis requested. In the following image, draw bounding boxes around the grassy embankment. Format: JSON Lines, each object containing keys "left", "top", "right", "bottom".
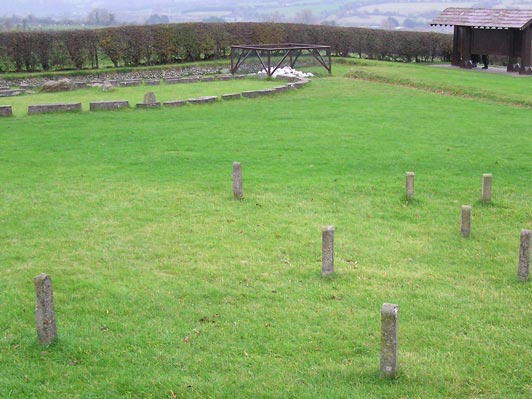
{"left": 1, "top": 60, "right": 531, "bottom": 398}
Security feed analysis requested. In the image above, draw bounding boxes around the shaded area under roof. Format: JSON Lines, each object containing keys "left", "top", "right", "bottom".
{"left": 431, "top": 8, "right": 532, "bottom": 30}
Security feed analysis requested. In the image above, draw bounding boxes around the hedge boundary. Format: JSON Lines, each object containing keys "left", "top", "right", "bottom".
{"left": 0, "top": 23, "right": 451, "bottom": 73}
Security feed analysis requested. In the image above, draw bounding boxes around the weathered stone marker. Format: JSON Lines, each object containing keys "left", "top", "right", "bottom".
{"left": 232, "top": 162, "right": 243, "bottom": 199}
{"left": 380, "top": 303, "right": 399, "bottom": 379}
{"left": 518, "top": 229, "right": 531, "bottom": 281}
{"left": 321, "top": 225, "right": 335, "bottom": 276}
{"left": 137, "top": 92, "right": 161, "bottom": 108}
{"left": 482, "top": 173, "right": 493, "bottom": 202}
{"left": 405, "top": 172, "right": 415, "bottom": 200}
{"left": 144, "top": 92, "right": 157, "bottom": 104}
{"left": 461, "top": 205, "right": 472, "bottom": 237}
{"left": 34, "top": 273, "right": 57, "bottom": 346}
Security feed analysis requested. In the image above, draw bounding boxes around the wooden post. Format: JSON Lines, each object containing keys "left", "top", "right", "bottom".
{"left": 34, "top": 274, "right": 58, "bottom": 346}
{"left": 460, "top": 27, "right": 473, "bottom": 69}
{"left": 520, "top": 27, "right": 532, "bottom": 75}
{"left": 507, "top": 31, "right": 519, "bottom": 72}
{"left": 452, "top": 26, "right": 461, "bottom": 66}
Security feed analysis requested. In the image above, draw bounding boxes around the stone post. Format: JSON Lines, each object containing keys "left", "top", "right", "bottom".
{"left": 380, "top": 303, "right": 399, "bottom": 379}
{"left": 321, "top": 226, "right": 335, "bottom": 276}
{"left": 405, "top": 172, "right": 414, "bottom": 200}
{"left": 34, "top": 273, "right": 57, "bottom": 346}
{"left": 232, "top": 162, "right": 243, "bottom": 199}
{"left": 461, "top": 205, "right": 472, "bottom": 237}
{"left": 518, "top": 229, "right": 531, "bottom": 281}
{"left": 482, "top": 173, "right": 492, "bottom": 202}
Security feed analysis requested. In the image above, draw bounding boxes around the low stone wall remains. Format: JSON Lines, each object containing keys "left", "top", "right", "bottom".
{"left": 163, "top": 100, "right": 187, "bottom": 107}
{"left": 0, "top": 89, "right": 25, "bottom": 97}
{"left": 136, "top": 102, "right": 162, "bottom": 109}
{"left": 188, "top": 96, "right": 218, "bottom": 104}
{"left": 145, "top": 79, "right": 161, "bottom": 86}
{"left": 119, "top": 80, "right": 142, "bottom": 87}
{"left": 28, "top": 103, "right": 82, "bottom": 115}
{"left": 6, "top": 74, "right": 311, "bottom": 116}
{"left": 89, "top": 101, "right": 129, "bottom": 111}
{"left": 0, "top": 105, "right": 13, "bottom": 117}
{"left": 221, "top": 93, "right": 241, "bottom": 100}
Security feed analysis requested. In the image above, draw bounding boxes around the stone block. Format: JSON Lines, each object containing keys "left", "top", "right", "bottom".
{"left": 242, "top": 91, "right": 260, "bottom": 98}
{"left": 163, "top": 100, "right": 187, "bottom": 107}
{"left": 187, "top": 96, "right": 217, "bottom": 104}
{"left": 136, "top": 102, "right": 161, "bottom": 109}
{"left": 119, "top": 80, "right": 141, "bottom": 87}
{"left": 41, "top": 79, "right": 74, "bottom": 93}
{"left": 89, "top": 101, "right": 129, "bottom": 111}
{"left": 28, "top": 103, "right": 82, "bottom": 115}
{"left": 0, "top": 89, "right": 25, "bottom": 97}
{"left": 0, "top": 105, "right": 13, "bottom": 117}
{"left": 222, "top": 93, "right": 241, "bottom": 100}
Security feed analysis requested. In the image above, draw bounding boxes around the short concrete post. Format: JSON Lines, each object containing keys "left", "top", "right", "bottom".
{"left": 34, "top": 273, "right": 57, "bottom": 346}
{"left": 380, "top": 303, "right": 399, "bottom": 379}
{"left": 518, "top": 229, "right": 531, "bottom": 281}
{"left": 461, "top": 205, "right": 472, "bottom": 237}
{"left": 321, "top": 226, "right": 335, "bottom": 276}
{"left": 232, "top": 162, "right": 243, "bottom": 199}
{"left": 482, "top": 173, "right": 492, "bottom": 202}
{"left": 405, "top": 172, "right": 414, "bottom": 200}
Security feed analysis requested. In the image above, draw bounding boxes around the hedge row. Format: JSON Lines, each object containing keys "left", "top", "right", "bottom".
{"left": 0, "top": 23, "right": 452, "bottom": 72}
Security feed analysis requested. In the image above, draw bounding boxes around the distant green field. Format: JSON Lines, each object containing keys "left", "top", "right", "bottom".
{"left": 1, "top": 60, "right": 531, "bottom": 398}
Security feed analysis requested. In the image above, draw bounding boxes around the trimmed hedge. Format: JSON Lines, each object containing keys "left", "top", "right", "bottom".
{"left": 0, "top": 23, "right": 452, "bottom": 72}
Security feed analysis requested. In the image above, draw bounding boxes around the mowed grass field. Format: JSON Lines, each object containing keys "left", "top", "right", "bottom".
{"left": 1, "top": 61, "right": 531, "bottom": 398}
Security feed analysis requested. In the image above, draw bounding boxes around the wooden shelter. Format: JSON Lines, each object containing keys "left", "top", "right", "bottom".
{"left": 431, "top": 8, "right": 532, "bottom": 74}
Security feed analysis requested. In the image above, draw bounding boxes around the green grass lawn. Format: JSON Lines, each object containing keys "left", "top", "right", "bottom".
{"left": 337, "top": 58, "right": 532, "bottom": 107}
{"left": 1, "top": 61, "right": 531, "bottom": 398}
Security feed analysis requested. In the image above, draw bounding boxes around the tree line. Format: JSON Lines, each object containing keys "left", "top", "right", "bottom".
{"left": 0, "top": 22, "right": 452, "bottom": 73}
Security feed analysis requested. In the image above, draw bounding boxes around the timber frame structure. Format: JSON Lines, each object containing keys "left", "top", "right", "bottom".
{"left": 230, "top": 43, "right": 332, "bottom": 77}
{"left": 431, "top": 8, "right": 532, "bottom": 74}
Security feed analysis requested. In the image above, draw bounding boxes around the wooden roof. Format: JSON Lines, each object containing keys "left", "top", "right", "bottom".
{"left": 431, "top": 8, "right": 532, "bottom": 29}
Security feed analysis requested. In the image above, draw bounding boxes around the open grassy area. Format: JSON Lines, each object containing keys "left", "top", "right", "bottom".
{"left": 338, "top": 58, "right": 532, "bottom": 107}
{"left": 1, "top": 61, "right": 531, "bottom": 398}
